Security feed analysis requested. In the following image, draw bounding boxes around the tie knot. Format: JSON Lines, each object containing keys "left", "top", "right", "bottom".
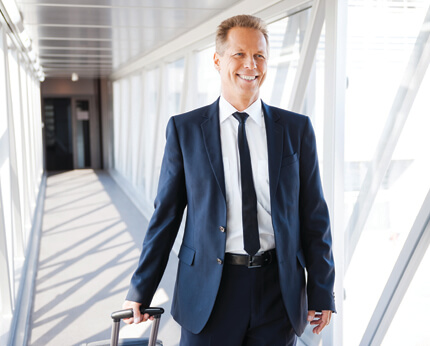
{"left": 233, "top": 112, "right": 249, "bottom": 124}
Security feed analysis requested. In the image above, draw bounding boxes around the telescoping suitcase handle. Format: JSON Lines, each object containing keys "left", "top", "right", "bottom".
{"left": 110, "top": 307, "right": 164, "bottom": 346}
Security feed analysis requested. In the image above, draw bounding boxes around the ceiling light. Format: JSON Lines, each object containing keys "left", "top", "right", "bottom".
{"left": 71, "top": 73, "right": 79, "bottom": 82}
{"left": 38, "top": 72, "right": 45, "bottom": 82}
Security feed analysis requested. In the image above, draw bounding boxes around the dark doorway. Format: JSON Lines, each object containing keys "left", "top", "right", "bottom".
{"left": 44, "top": 98, "right": 73, "bottom": 170}
{"left": 75, "top": 99, "right": 91, "bottom": 168}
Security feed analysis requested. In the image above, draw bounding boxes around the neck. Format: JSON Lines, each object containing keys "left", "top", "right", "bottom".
{"left": 222, "top": 93, "right": 259, "bottom": 112}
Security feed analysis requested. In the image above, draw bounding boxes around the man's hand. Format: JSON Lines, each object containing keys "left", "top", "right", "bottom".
{"left": 122, "top": 300, "right": 154, "bottom": 324}
{"left": 307, "top": 310, "right": 332, "bottom": 334}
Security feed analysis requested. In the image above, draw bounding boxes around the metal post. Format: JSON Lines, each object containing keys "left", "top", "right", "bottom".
{"left": 323, "top": 0, "right": 347, "bottom": 345}
{"left": 110, "top": 320, "right": 120, "bottom": 346}
{"left": 0, "top": 180, "right": 13, "bottom": 316}
{"left": 148, "top": 315, "right": 161, "bottom": 346}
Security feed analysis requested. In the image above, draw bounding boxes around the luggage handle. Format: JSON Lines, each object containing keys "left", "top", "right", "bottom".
{"left": 110, "top": 307, "right": 165, "bottom": 346}
{"left": 111, "top": 307, "right": 165, "bottom": 322}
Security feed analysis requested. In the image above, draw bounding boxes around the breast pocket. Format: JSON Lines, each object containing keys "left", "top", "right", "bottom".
{"left": 279, "top": 152, "right": 299, "bottom": 194}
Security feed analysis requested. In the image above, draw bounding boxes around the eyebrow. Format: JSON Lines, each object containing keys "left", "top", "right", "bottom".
{"left": 232, "top": 46, "right": 267, "bottom": 55}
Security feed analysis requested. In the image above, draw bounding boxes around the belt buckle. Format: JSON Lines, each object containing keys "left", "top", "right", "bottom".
{"left": 247, "top": 255, "right": 262, "bottom": 268}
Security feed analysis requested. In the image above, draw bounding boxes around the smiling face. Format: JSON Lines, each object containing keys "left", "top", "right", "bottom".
{"left": 214, "top": 27, "right": 268, "bottom": 111}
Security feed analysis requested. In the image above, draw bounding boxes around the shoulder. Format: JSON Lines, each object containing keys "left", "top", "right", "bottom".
{"left": 171, "top": 100, "right": 218, "bottom": 126}
{"left": 263, "top": 102, "right": 311, "bottom": 128}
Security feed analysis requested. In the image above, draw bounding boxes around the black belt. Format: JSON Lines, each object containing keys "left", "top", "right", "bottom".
{"left": 224, "top": 249, "right": 276, "bottom": 268}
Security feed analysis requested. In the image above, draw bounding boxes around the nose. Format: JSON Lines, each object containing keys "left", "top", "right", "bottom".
{"left": 244, "top": 55, "right": 256, "bottom": 69}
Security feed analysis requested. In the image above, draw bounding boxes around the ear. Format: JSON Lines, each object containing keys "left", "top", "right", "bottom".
{"left": 213, "top": 52, "right": 221, "bottom": 71}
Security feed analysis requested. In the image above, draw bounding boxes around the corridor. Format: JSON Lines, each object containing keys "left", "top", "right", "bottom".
{"left": 29, "top": 170, "right": 180, "bottom": 346}
{"left": 2, "top": 0, "right": 430, "bottom": 345}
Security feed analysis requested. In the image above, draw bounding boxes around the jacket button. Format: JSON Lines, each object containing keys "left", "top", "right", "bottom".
{"left": 217, "top": 258, "right": 223, "bottom": 265}
{"left": 219, "top": 226, "right": 225, "bottom": 232}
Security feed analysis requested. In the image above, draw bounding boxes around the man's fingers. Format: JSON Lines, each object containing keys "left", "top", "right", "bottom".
{"left": 310, "top": 318, "right": 329, "bottom": 326}
{"left": 133, "top": 305, "right": 142, "bottom": 324}
{"left": 122, "top": 300, "right": 143, "bottom": 324}
{"left": 122, "top": 317, "right": 134, "bottom": 324}
{"left": 119, "top": 301, "right": 155, "bottom": 324}
{"left": 321, "top": 310, "right": 332, "bottom": 326}
{"left": 310, "top": 319, "right": 325, "bottom": 335}
{"left": 313, "top": 325, "right": 324, "bottom": 335}
{"left": 308, "top": 310, "right": 332, "bottom": 334}
{"left": 307, "top": 310, "right": 315, "bottom": 322}
{"left": 141, "top": 313, "right": 156, "bottom": 321}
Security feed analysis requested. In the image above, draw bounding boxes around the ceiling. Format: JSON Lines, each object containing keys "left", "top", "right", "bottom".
{"left": 16, "top": 0, "right": 242, "bottom": 78}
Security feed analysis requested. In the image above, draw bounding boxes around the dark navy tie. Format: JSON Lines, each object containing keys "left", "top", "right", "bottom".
{"left": 232, "top": 112, "right": 260, "bottom": 256}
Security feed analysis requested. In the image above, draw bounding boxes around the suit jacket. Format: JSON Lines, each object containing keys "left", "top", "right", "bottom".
{"left": 126, "top": 98, "right": 335, "bottom": 336}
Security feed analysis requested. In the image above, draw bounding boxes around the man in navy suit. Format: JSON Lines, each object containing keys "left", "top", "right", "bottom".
{"left": 123, "top": 14, "right": 335, "bottom": 345}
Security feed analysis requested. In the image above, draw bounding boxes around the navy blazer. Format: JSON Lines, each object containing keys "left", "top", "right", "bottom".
{"left": 126, "top": 98, "right": 335, "bottom": 336}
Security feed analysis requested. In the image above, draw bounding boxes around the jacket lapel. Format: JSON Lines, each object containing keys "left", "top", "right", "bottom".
{"left": 262, "top": 101, "right": 283, "bottom": 199}
{"left": 201, "top": 98, "right": 226, "bottom": 202}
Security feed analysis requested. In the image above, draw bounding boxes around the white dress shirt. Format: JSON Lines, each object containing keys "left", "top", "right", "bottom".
{"left": 219, "top": 95, "right": 275, "bottom": 254}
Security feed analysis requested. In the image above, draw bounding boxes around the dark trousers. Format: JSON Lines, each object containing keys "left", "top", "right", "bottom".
{"left": 180, "top": 259, "right": 297, "bottom": 346}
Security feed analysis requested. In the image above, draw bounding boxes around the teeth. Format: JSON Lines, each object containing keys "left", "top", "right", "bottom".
{"left": 239, "top": 75, "right": 257, "bottom": 81}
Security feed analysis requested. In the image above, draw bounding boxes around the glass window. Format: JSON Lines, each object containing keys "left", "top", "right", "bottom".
{"left": 120, "top": 78, "right": 131, "bottom": 179}
{"left": 130, "top": 73, "right": 143, "bottom": 187}
{"left": 147, "top": 59, "right": 186, "bottom": 199}
{"left": 113, "top": 80, "right": 121, "bottom": 171}
{"left": 0, "top": 26, "right": 13, "bottom": 322}
{"left": 25, "top": 73, "right": 36, "bottom": 188}
{"left": 382, "top": 246, "right": 430, "bottom": 345}
{"left": 33, "top": 79, "right": 43, "bottom": 176}
{"left": 0, "top": 32, "right": 8, "bottom": 136}
{"left": 7, "top": 49, "right": 27, "bottom": 249}
{"left": 75, "top": 99, "right": 91, "bottom": 168}
{"left": 135, "top": 71, "right": 146, "bottom": 195}
{"left": 261, "top": 9, "right": 328, "bottom": 173}
{"left": 261, "top": 8, "right": 311, "bottom": 109}
{"left": 142, "top": 67, "right": 160, "bottom": 200}
{"left": 0, "top": 26, "right": 43, "bottom": 344}
{"left": 113, "top": 77, "right": 131, "bottom": 178}
{"left": 195, "top": 46, "right": 220, "bottom": 108}
{"left": 166, "top": 58, "right": 185, "bottom": 116}
{"left": 343, "top": 1, "right": 430, "bottom": 344}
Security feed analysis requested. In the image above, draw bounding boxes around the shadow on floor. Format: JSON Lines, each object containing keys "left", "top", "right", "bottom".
{"left": 29, "top": 170, "right": 180, "bottom": 346}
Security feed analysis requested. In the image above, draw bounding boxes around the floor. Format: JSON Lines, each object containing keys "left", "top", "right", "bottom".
{"left": 29, "top": 170, "right": 181, "bottom": 346}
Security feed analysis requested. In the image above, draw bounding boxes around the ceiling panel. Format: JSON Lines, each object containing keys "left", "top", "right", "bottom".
{"left": 23, "top": 7, "right": 217, "bottom": 27}
{"left": 16, "top": 0, "right": 242, "bottom": 78}
{"left": 28, "top": 26, "right": 114, "bottom": 41}
{"left": 18, "top": 0, "right": 233, "bottom": 8}
{"left": 38, "top": 39, "right": 112, "bottom": 48}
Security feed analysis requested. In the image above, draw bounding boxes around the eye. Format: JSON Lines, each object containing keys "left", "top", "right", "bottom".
{"left": 234, "top": 52, "right": 244, "bottom": 57}
{"left": 256, "top": 54, "right": 266, "bottom": 59}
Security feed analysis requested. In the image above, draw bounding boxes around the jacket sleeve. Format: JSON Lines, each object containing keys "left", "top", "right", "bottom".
{"left": 126, "top": 116, "right": 187, "bottom": 306}
{"left": 299, "top": 117, "right": 336, "bottom": 312}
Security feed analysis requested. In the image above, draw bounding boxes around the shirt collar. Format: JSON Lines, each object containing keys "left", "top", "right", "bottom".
{"left": 219, "top": 95, "right": 263, "bottom": 127}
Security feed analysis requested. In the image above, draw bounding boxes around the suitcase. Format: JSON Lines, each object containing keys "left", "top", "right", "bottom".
{"left": 83, "top": 307, "right": 164, "bottom": 346}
